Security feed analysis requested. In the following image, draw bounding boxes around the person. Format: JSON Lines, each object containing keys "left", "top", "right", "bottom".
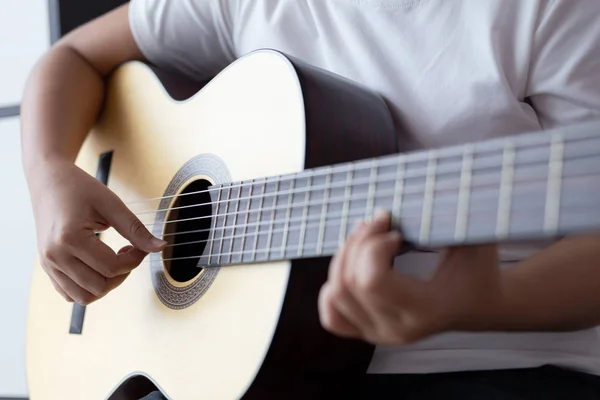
{"left": 21, "top": 0, "right": 600, "bottom": 398}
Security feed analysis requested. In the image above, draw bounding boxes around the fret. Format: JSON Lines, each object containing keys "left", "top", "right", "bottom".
{"left": 297, "top": 172, "right": 313, "bottom": 257}
{"left": 496, "top": 140, "right": 516, "bottom": 239}
{"left": 264, "top": 178, "right": 280, "bottom": 260}
{"left": 544, "top": 133, "right": 565, "bottom": 234}
{"left": 454, "top": 145, "right": 474, "bottom": 242}
{"left": 419, "top": 151, "right": 437, "bottom": 244}
{"left": 316, "top": 167, "right": 333, "bottom": 255}
{"left": 250, "top": 180, "right": 267, "bottom": 261}
{"left": 208, "top": 188, "right": 222, "bottom": 265}
{"left": 391, "top": 157, "right": 405, "bottom": 225}
{"left": 216, "top": 185, "right": 232, "bottom": 265}
{"left": 339, "top": 165, "right": 354, "bottom": 244}
{"left": 280, "top": 178, "right": 295, "bottom": 258}
{"left": 227, "top": 184, "right": 242, "bottom": 263}
{"left": 365, "top": 160, "right": 379, "bottom": 220}
{"left": 239, "top": 183, "right": 254, "bottom": 262}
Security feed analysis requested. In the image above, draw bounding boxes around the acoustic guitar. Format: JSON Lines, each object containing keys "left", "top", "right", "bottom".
{"left": 26, "top": 49, "right": 600, "bottom": 399}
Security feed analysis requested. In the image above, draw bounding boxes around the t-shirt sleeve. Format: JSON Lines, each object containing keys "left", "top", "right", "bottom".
{"left": 526, "top": 0, "right": 600, "bottom": 129}
{"left": 129, "top": 0, "right": 237, "bottom": 81}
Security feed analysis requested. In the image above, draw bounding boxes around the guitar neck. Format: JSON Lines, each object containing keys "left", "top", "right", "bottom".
{"left": 205, "top": 121, "right": 600, "bottom": 266}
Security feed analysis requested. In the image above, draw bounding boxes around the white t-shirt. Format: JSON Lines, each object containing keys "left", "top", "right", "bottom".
{"left": 129, "top": 0, "right": 600, "bottom": 375}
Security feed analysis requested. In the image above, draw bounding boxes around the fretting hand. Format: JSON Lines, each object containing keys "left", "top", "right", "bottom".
{"left": 318, "top": 210, "right": 504, "bottom": 345}
{"left": 29, "top": 159, "right": 167, "bottom": 305}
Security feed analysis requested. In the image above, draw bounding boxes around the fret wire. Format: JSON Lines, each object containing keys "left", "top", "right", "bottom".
{"left": 162, "top": 152, "right": 600, "bottom": 242}
{"left": 317, "top": 167, "right": 333, "bottom": 255}
{"left": 239, "top": 183, "right": 254, "bottom": 262}
{"left": 264, "top": 178, "right": 280, "bottom": 261}
{"left": 148, "top": 137, "right": 600, "bottom": 230}
{"left": 178, "top": 199, "right": 599, "bottom": 260}
{"left": 366, "top": 159, "right": 378, "bottom": 220}
{"left": 544, "top": 133, "right": 565, "bottom": 234}
{"left": 496, "top": 140, "right": 516, "bottom": 239}
{"left": 297, "top": 172, "right": 313, "bottom": 257}
{"left": 227, "top": 183, "right": 242, "bottom": 264}
{"left": 339, "top": 165, "right": 354, "bottom": 244}
{"left": 250, "top": 181, "right": 267, "bottom": 262}
{"left": 419, "top": 151, "right": 437, "bottom": 244}
{"left": 454, "top": 144, "right": 474, "bottom": 242}
{"left": 392, "top": 157, "right": 405, "bottom": 225}
{"left": 280, "top": 178, "right": 295, "bottom": 258}
{"left": 207, "top": 189, "right": 222, "bottom": 265}
{"left": 217, "top": 185, "right": 231, "bottom": 265}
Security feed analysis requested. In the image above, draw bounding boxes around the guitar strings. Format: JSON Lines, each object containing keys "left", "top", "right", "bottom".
{"left": 155, "top": 164, "right": 590, "bottom": 242}
{"left": 127, "top": 137, "right": 600, "bottom": 226}
{"left": 123, "top": 129, "right": 598, "bottom": 209}
{"left": 139, "top": 202, "right": 599, "bottom": 266}
{"left": 160, "top": 200, "right": 573, "bottom": 251}
{"left": 130, "top": 152, "right": 599, "bottom": 231}
{"left": 130, "top": 146, "right": 553, "bottom": 217}
{"left": 127, "top": 168, "right": 600, "bottom": 261}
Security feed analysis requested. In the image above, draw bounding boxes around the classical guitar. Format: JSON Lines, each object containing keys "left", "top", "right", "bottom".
{"left": 26, "top": 49, "right": 600, "bottom": 400}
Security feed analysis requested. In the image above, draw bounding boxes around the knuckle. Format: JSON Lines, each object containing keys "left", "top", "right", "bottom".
{"left": 319, "top": 307, "right": 337, "bottom": 332}
{"left": 90, "top": 280, "right": 110, "bottom": 297}
{"left": 129, "top": 218, "right": 146, "bottom": 237}
{"left": 102, "top": 265, "right": 128, "bottom": 279}
{"left": 363, "top": 239, "right": 381, "bottom": 257}
{"left": 328, "top": 281, "right": 349, "bottom": 303}
{"left": 355, "top": 270, "right": 380, "bottom": 294}
{"left": 75, "top": 292, "right": 96, "bottom": 306}
{"left": 102, "top": 267, "right": 119, "bottom": 279}
{"left": 40, "top": 247, "right": 56, "bottom": 264}
{"left": 55, "top": 228, "right": 72, "bottom": 247}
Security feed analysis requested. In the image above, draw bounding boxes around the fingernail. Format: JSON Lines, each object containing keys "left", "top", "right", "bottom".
{"left": 374, "top": 209, "right": 390, "bottom": 221}
{"left": 152, "top": 237, "right": 168, "bottom": 249}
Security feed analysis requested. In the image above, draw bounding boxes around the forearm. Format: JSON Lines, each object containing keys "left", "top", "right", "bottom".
{"left": 471, "top": 234, "right": 600, "bottom": 332}
{"left": 21, "top": 44, "right": 105, "bottom": 180}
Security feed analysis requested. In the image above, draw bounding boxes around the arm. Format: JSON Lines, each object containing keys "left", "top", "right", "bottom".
{"left": 21, "top": 5, "right": 166, "bottom": 305}
{"left": 22, "top": 0, "right": 238, "bottom": 305}
{"left": 461, "top": 235, "right": 600, "bottom": 333}
{"left": 484, "top": 0, "right": 600, "bottom": 332}
{"left": 22, "top": 4, "right": 145, "bottom": 171}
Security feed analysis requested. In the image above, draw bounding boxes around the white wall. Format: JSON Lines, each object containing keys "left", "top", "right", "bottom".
{"left": 0, "top": 0, "right": 50, "bottom": 107}
{"left": 0, "top": 117, "right": 37, "bottom": 398}
{"left": 0, "top": 0, "right": 50, "bottom": 397}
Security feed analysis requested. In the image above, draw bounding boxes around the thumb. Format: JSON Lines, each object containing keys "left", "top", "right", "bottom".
{"left": 97, "top": 189, "right": 167, "bottom": 253}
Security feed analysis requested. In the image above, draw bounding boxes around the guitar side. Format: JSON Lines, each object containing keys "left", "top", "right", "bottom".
{"left": 26, "top": 50, "right": 399, "bottom": 399}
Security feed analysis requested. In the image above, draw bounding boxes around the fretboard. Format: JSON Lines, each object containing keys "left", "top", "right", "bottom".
{"left": 205, "top": 121, "right": 600, "bottom": 266}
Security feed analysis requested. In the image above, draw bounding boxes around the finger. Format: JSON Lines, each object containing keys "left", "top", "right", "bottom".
{"left": 95, "top": 190, "right": 167, "bottom": 253}
{"left": 347, "top": 229, "right": 404, "bottom": 312}
{"left": 49, "top": 275, "right": 74, "bottom": 302}
{"left": 345, "top": 210, "right": 400, "bottom": 288}
{"left": 41, "top": 260, "right": 74, "bottom": 302}
{"left": 50, "top": 268, "right": 98, "bottom": 306}
{"left": 53, "top": 251, "right": 127, "bottom": 299}
{"left": 352, "top": 229, "right": 408, "bottom": 302}
{"left": 325, "top": 229, "right": 376, "bottom": 335}
{"left": 318, "top": 282, "right": 363, "bottom": 339}
{"left": 353, "top": 210, "right": 395, "bottom": 244}
{"left": 73, "top": 234, "right": 147, "bottom": 278}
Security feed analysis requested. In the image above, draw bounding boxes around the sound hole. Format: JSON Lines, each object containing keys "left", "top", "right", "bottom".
{"left": 163, "top": 179, "right": 213, "bottom": 283}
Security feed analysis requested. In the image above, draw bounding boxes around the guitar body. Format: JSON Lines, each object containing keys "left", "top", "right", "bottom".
{"left": 26, "top": 50, "right": 399, "bottom": 399}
